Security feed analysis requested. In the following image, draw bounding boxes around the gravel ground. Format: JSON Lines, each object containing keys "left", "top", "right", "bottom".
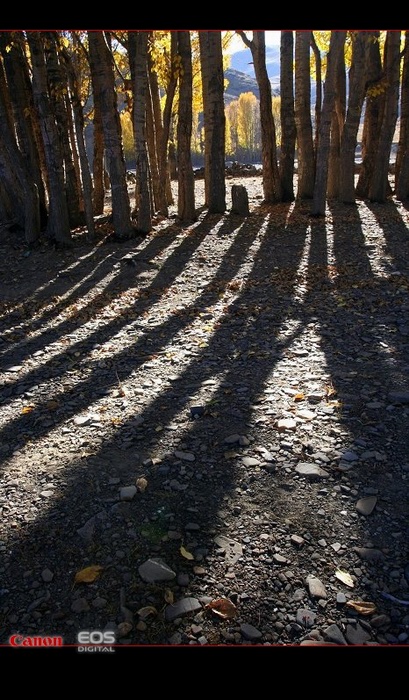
{"left": 1, "top": 174, "right": 409, "bottom": 653}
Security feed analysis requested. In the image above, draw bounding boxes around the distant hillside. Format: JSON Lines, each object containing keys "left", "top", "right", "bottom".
{"left": 228, "top": 45, "right": 281, "bottom": 92}
{"left": 224, "top": 67, "right": 279, "bottom": 105}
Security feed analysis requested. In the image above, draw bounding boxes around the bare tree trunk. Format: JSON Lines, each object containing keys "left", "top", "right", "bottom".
{"left": 128, "top": 30, "right": 152, "bottom": 234}
{"left": 312, "top": 31, "right": 346, "bottom": 216}
{"left": 26, "top": 32, "right": 72, "bottom": 246}
{"left": 199, "top": 30, "right": 226, "bottom": 213}
{"left": 356, "top": 31, "right": 383, "bottom": 199}
{"left": 279, "top": 31, "right": 296, "bottom": 202}
{"left": 0, "top": 57, "right": 40, "bottom": 243}
{"left": 237, "top": 30, "right": 282, "bottom": 203}
{"left": 0, "top": 31, "right": 47, "bottom": 226}
{"left": 61, "top": 45, "right": 95, "bottom": 238}
{"left": 88, "top": 31, "right": 134, "bottom": 238}
{"left": 396, "top": 31, "right": 409, "bottom": 200}
{"left": 157, "top": 32, "right": 178, "bottom": 215}
{"left": 295, "top": 31, "right": 315, "bottom": 198}
{"left": 44, "top": 32, "right": 83, "bottom": 228}
{"left": 338, "top": 31, "right": 369, "bottom": 202}
{"left": 369, "top": 31, "right": 401, "bottom": 202}
{"left": 177, "top": 31, "right": 196, "bottom": 222}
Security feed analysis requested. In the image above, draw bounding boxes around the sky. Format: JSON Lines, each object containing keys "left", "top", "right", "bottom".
{"left": 225, "top": 31, "right": 281, "bottom": 53}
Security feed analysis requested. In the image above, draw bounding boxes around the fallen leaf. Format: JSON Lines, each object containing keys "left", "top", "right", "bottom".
{"left": 136, "top": 477, "right": 148, "bottom": 493}
{"left": 206, "top": 597, "right": 238, "bottom": 619}
{"left": 74, "top": 565, "right": 104, "bottom": 584}
{"left": 137, "top": 606, "right": 158, "bottom": 619}
{"left": 21, "top": 406, "right": 34, "bottom": 414}
{"left": 335, "top": 568, "right": 355, "bottom": 588}
{"left": 180, "top": 545, "right": 194, "bottom": 560}
{"left": 164, "top": 589, "right": 174, "bottom": 604}
{"left": 294, "top": 392, "right": 305, "bottom": 401}
{"left": 346, "top": 600, "right": 376, "bottom": 615}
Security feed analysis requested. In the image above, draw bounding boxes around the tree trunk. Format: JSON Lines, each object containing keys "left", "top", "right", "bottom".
{"left": 310, "top": 33, "right": 322, "bottom": 152}
{"left": 0, "top": 31, "right": 47, "bottom": 227}
{"left": 92, "top": 98, "right": 105, "bottom": 215}
{"left": 147, "top": 50, "right": 168, "bottom": 214}
{"left": 279, "top": 31, "right": 296, "bottom": 202}
{"left": 176, "top": 31, "right": 196, "bottom": 222}
{"left": 369, "top": 31, "right": 401, "bottom": 203}
{"left": 199, "top": 30, "right": 226, "bottom": 213}
{"left": 0, "top": 58, "right": 40, "bottom": 243}
{"left": 312, "top": 31, "right": 346, "bottom": 216}
{"left": 128, "top": 30, "right": 152, "bottom": 234}
{"left": 157, "top": 32, "right": 178, "bottom": 215}
{"left": 61, "top": 44, "right": 95, "bottom": 238}
{"left": 88, "top": 31, "right": 134, "bottom": 238}
{"left": 338, "top": 31, "right": 369, "bottom": 202}
{"left": 237, "top": 30, "right": 282, "bottom": 203}
{"left": 26, "top": 32, "right": 72, "bottom": 246}
{"left": 395, "top": 31, "right": 409, "bottom": 200}
{"left": 355, "top": 32, "right": 383, "bottom": 199}
{"left": 294, "top": 31, "right": 315, "bottom": 198}
{"left": 44, "top": 32, "right": 83, "bottom": 228}
{"left": 327, "top": 40, "right": 347, "bottom": 199}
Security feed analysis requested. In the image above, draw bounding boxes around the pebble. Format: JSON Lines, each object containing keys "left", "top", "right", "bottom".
{"left": 240, "top": 623, "right": 263, "bottom": 641}
{"left": 138, "top": 559, "right": 176, "bottom": 583}
{"left": 164, "top": 597, "right": 202, "bottom": 622}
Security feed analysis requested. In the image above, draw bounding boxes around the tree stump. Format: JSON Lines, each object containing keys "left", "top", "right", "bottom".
{"left": 230, "top": 184, "right": 250, "bottom": 216}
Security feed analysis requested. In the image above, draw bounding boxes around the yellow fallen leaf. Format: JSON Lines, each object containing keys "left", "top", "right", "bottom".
{"left": 206, "top": 598, "right": 238, "bottom": 619}
{"left": 74, "top": 565, "right": 104, "bottom": 584}
{"left": 294, "top": 392, "right": 305, "bottom": 401}
{"left": 136, "top": 477, "right": 148, "bottom": 493}
{"left": 22, "top": 406, "right": 34, "bottom": 414}
{"left": 346, "top": 600, "right": 376, "bottom": 615}
{"left": 180, "top": 545, "right": 194, "bottom": 560}
{"left": 335, "top": 568, "right": 355, "bottom": 588}
{"left": 137, "top": 606, "right": 158, "bottom": 619}
{"left": 164, "top": 589, "right": 174, "bottom": 604}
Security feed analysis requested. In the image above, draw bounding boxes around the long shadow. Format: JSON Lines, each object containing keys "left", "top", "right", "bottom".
{"left": 0, "top": 221, "right": 183, "bottom": 370}
{"left": 0, "top": 217, "right": 218, "bottom": 421}
{"left": 1, "top": 201, "right": 319, "bottom": 644}
{"left": 313, "top": 198, "right": 409, "bottom": 626}
{"left": 5, "top": 194, "right": 407, "bottom": 644}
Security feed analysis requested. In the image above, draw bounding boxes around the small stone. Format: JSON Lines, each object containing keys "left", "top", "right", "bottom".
{"left": 323, "top": 624, "right": 348, "bottom": 645}
{"left": 306, "top": 575, "right": 327, "bottom": 600}
{"left": 353, "top": 547, "right": 385, "bottom": 562}
{"left": 356, "top": 496, "right": 377, "bottom": 515}
{"left": 242, "top": 456, "right": 260, "bottom": 467}
{"left": 165, "top": 597, "right": 202, "bottom": 621}
{"left": 174, "top": 451, "right": 195, "bottom": 462}
{"left": 295, "top": 463, "right": 330, "bottom": 479}
{"left": 240, "top": 623, "right": 263, "bottom": 641}
{"left": 296, "top": 608, "right": 316, "bottom": 628}
{"left": 71, "top": 598, "right": 90, "bottom": 613}
{"left": 291, "top": 535, "right": 305, "bottom": 548}
{"left": 277, "top": 418, "right": 297, "bottom": 431}
{"left": 120, "top": 486, "right": 137, "bottom": 501}
{"left": 138, "top": 558, "right": 176, "bottom": 583}
{"left": 41, "top": 568, "right": 53, "bottom": 583}
{"left": 345, "top": 623, "right": 372, "bottom": 645}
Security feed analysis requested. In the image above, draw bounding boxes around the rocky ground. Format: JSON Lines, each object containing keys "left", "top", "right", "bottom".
{"left": 1, "top": 173, "right": 409, "bottom": 655}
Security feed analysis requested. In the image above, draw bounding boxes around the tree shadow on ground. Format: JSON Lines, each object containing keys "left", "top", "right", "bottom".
{"left": 1, "top": 194, "right": 408, "bottom": 644}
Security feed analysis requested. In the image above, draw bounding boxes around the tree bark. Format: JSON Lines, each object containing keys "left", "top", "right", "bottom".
{"left": 199, "top": 30, "right": 226, "bottom": 213}
{"left": 369, "top": 31, "right": 401, "bottom": 203}
{"left": 395, "top": 31, "right": 409, "bottom": 200}
{"left": 279, "top": 31, "right": 296, "bottom": 202}
{"left": 88, "top": 31, "right": 134, "bottom": 238}
{"left": 128, "top": 30, "right": 152, "bottom": 234}
{"left": 26, "top": 31, "right": 72, "bottom": 245}
{"left": 355, "top": 31, "right": 383, "bottom": 199}
{"left": 337, "top": 31, "right": 369, "bottom": 202}
{"left": 312, "top": 31, "right": 346, "bottom": 216}
{"left": 176, "top": 31, "right": 196, "bottom": 222}
{"left": 237, "top": 30, "right": 282, "bottom": 203}
{"left": 294, "top": 31, "right": 315, "bottom": 199}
